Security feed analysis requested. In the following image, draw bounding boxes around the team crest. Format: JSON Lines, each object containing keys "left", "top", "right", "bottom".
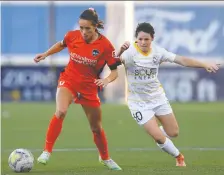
{"left": 92, "top": 49, "right": 100, "bottom": 57}
{"left": 153, "top": 55, "right": 159, "bottom": 64}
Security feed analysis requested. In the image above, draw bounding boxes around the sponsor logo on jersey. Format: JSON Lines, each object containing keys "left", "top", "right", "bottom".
{"left": 134, "top": 68, "right": 157, "bottom": 80}
{"left": 70, "top": 52, "right": 97, "bottom": 66}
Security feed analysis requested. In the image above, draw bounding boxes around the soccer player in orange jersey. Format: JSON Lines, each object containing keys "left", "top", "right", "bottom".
{"left": 34, "top": 8, "right": 122, "bottom": 170}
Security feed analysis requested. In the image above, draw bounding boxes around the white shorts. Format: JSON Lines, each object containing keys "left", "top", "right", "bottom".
{"left": 128, "top": 102, "right": 173, "bottom": 126}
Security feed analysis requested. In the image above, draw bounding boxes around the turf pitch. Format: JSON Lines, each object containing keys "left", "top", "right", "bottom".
{"left": 1, "top": 102, "right": 224, "bottom": 175}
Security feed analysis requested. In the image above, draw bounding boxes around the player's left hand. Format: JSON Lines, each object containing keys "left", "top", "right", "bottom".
{"left": 204, "top": 63, "right": 220, "bottom": 73}
{"left": 94, "top": 78, "right": 109, "bottom": 87}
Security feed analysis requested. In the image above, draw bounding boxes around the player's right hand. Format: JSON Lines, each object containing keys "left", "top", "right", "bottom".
{"left": 204, "top": 62, "right": 220, "bottom": 73}
{"left": 34, "top": 53, "right": 47, "bottom": 63}
{"left": 120, "top": 41, "right": 130, "bottom": 52}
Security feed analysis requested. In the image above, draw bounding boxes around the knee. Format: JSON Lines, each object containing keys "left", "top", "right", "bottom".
{"left": 167, "top": 127, "right": 179, "bottom": 138}
{"left": 91, "top": 125, "right": 102, "bottom": 134}
{"left": 55, "top": 109, "right": 67, "bottom": 119}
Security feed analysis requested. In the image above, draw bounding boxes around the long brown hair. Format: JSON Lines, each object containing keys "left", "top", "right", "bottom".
{"left": 79, "top": 8, "right": 104, "bottom": 29}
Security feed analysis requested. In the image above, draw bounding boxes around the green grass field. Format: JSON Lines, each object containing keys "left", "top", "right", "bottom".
{"left": 1, "top": 102, "right": 224, "bottom": 175}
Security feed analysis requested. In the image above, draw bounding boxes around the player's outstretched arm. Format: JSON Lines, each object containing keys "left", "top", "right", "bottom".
{"left": 95, "top": 69, "right": 118, "bottom": 88}
{"left": 174, "top": 55, "right": 220, "bottom": 73}
{"left": 34, "top": 41, "right": 66, "bottom": 63}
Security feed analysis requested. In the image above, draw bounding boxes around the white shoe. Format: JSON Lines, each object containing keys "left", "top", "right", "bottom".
{"left": 37, "top": 151, "right": 51, "bottom": 165}
{"left": 99, "top": 156, "right": 122, "bottom": 170}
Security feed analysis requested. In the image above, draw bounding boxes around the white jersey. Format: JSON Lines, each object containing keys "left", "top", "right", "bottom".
{"left": 121, "top": 42, "right": 176, "bottom": 110}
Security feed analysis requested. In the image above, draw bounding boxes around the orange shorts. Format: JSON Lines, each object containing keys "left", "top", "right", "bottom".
{"left": 57, "top": 73, "right": 101, "bottom": 107}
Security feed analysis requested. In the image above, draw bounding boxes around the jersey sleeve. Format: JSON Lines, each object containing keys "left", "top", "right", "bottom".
{"left": 160, "top": 47, "right": 176, "bottom": 63}
{"left": 120, "top": 45, "right": 134, "bottom": 66}
{"left": 61, "top": 30, "right": 78, "bottom": 47}
{"left": 104, "top": 41, "right": 121, "bottom": 70}
{"left": 120, "top": 49, "right": 130, "bottom": 64}
{"left": 61, "top": 32, "right": 70, "bottom": 46}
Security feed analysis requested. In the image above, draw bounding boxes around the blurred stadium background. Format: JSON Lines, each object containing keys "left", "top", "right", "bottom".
{"left": 1, "top": 1, "right": 224, "bottom": 175}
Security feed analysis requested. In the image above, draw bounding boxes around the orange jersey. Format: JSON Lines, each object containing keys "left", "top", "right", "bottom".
{"left": 57, "top": 30, "right": 120, "bottom": 106}
{"left": 63, "top": 30, "right": 119, "bottom": 83}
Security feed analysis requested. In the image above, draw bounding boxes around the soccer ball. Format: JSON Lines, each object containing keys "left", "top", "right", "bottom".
{"left": 8, "top": 148, "right": 34, "bottom": 173}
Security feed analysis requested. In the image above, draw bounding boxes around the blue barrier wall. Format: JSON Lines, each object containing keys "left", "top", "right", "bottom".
{"left": 2, "top": 66, "right": 224, "bottom": 102}
{"left": 135, "top": 5, "right": 224, "bottom": 58}
{"left": 1, "top": 4, "right": 106, "bottom": 55}
{"left": 1, "top": 3, "right": 224, "bottom": 102}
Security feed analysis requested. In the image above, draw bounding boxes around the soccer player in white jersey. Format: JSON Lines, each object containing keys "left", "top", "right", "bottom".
{"left": 116, "top": 22, "right": 220, "bottom": 167}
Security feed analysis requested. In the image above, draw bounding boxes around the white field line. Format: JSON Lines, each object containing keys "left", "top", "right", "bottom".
{"left": 2, "top": 147, "right": 224, "bottom": 153}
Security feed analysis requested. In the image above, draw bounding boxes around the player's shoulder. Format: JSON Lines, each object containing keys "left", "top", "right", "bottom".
{"left": 151, "top": 43, "right": 168, "bottom": 54}
{"left": 125, "top": 42, "right": 137, "bottom": 54}
{"left": 121, "top": 42, "right": 137, "bottom": 61}
{"left": 99, "top": 34, "right": 113, "bottom": 47}
{"left": 130, "top": 42, "right": 137, "bottom": 50}
{"left": 65, "top": 30, "right": 81, "bottom": 38}
{"left": 151, "top": 43, "right": 163, "bottom": 51}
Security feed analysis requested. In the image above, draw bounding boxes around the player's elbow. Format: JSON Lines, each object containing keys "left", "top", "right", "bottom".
{"left": 58, "top": 41, "right": 66, "bottom": 49}
{"left": 106, "top": 69, "right": 118, "bottom": 83}
{"left": 114, "top": 70, "right": 118, "bottom": 78}
{"left": 111, "top": 69, "right": 118, "bottom": 79}
{"left": 175, "top": 55, "right": 188, "bottom": 67}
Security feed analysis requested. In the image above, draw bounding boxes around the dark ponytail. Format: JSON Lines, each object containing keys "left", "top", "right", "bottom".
{"left": 79, "top": 8, "right": 104, "bottom": 29}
